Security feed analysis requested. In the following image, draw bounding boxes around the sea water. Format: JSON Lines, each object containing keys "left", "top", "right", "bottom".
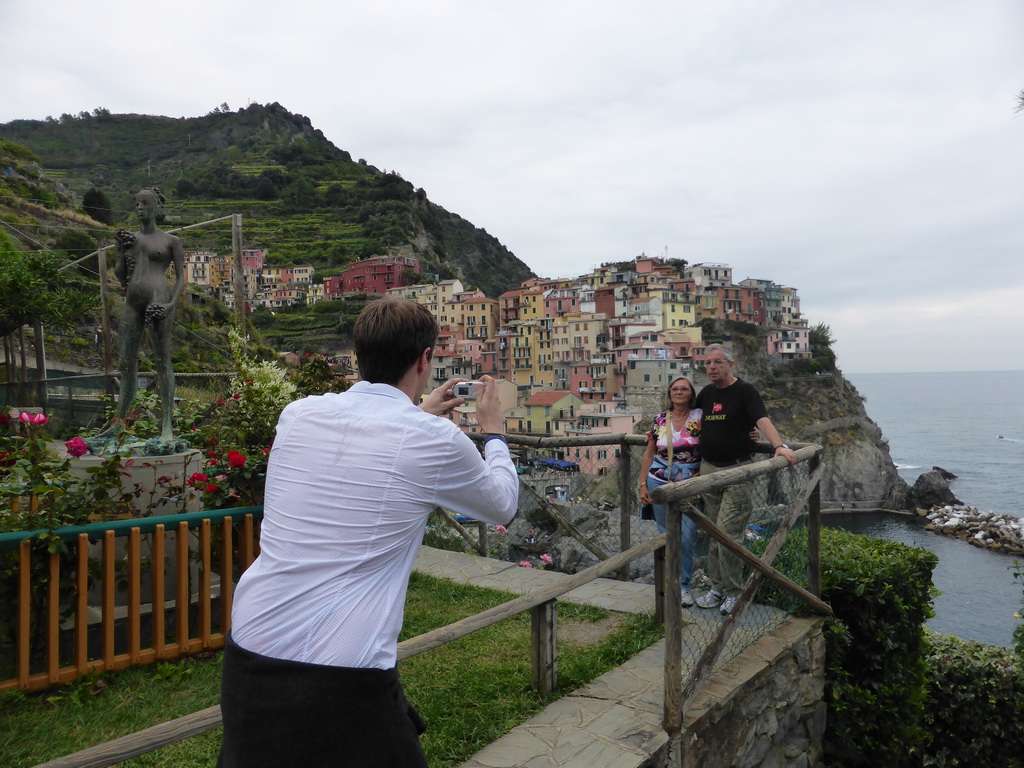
{"left": 847, "top": 371, "right": 1024, "bottom": 519}
{"left": 828, "top": 371, "right": 1024, "bottom": 647}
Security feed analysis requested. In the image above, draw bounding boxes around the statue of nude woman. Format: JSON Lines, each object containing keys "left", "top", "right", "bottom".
{"left": 101, "top": 187, "right": 186, "bottom": 442}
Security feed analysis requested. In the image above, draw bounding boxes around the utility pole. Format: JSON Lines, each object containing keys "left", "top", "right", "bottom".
{"left": 33, "top": 321, "right": 47, "bottom": 407}
{"left": 98, "top": 246, "right": 115, "bottom": 396}
{"left": 231, "top": 214, "right": 245, "bottom": 330}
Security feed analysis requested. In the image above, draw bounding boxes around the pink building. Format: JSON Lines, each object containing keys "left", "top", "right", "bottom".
{"left": 543, "top": 288, "right": 580, "bottom": 318}
{"left": 324, "top": 255, "right": 421, "bottom": 296}
{"left": 564, "top": 406, "right": 643, "bottom": 475}
{"left": 766, "top": 327, "right": 810, "bottom": 362}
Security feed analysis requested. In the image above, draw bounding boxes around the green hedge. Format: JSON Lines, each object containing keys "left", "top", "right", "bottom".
{"left": 818, "top": 527, "right": 938, "bottom": 768}
{"left": 917, "top": 632, "right": 1024, "bottom": 768}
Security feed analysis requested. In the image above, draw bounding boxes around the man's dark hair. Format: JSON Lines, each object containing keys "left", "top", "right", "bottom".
{"left": 354, "top": 298, "right": 437, "bottom": 384}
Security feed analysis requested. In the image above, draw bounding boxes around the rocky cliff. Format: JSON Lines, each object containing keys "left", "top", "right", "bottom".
{"left": 762, "top": 374, "right": 909, "bottom": 510}
{"left": 629, "top": 359, "right": 908, "bottom": 510}
{"left": 717, "top": 332, "right": 909, "bottom": 510}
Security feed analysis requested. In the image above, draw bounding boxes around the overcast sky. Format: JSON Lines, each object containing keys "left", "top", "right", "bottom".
{"left": 1, "top": 1, "right": 1021, "bottom": 374}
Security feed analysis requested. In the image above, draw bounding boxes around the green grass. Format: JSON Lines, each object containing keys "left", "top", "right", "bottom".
{"left": 0, "top": 572, "right": 663, "bottom": 768}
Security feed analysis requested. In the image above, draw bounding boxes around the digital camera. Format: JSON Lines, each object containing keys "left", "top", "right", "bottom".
{"left": 453, "top": 381, "right": 484, "bottom": 400}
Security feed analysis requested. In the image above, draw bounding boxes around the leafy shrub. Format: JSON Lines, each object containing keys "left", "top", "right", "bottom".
{"left": 291, "top": 354, "right": 351, "bottom": 397}
{"left": 819, "top": 527, "right": 938, "bottom": 768}
{"left": 915, "top": 633, "right": 1024, "bottom": 767}
{"left": 174, "top": 330, "right": 297, "bottom": 508}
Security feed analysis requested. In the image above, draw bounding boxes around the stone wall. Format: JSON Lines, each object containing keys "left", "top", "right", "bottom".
{"left": 675, "top": 618, "right": 826, "bottom": 768}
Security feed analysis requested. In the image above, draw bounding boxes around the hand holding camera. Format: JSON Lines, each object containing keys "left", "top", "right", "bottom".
{"left": 453, "top": 381, "right": 485, "bottom": 400}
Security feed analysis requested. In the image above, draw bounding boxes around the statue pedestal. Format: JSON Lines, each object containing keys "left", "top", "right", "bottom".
{"left": 68, "top": 448, "right": 204, "bottom": 518}
{"left": 65, "top": 448, "right": 210, "bottom": 610}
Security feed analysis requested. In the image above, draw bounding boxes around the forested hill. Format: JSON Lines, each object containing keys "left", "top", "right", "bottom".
{"left": 0, "top": 103, "right": 534, "bottom": 297}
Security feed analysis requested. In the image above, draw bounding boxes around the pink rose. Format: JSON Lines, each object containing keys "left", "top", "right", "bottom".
{"left": 18, "top": 412, "right": 48, "bottom": 426}
{"left": 495, "top": 525, "right": 507, "bottom": 534}
{"left": 65, "top": 436, "right": 89, "bottom": 457}
{"left": 518, "top": 561, "right": 534, "bottom": 568}
{"left": 539, "top": 554, "right": 553, "bottom": 565}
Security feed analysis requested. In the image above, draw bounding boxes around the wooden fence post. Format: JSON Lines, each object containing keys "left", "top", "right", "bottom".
{"left": 808, "top": 453, "right": 822, "bottom": 597}
{"left": 618, "top": 437, "right": 632, "bottom": 580}
{"left": 530, "top": 599, "right": 558, "bottom": 694}
{"left": 654, "top": 544, "right": 666, "bottom": 624}
{"left": 662, "top": 500, "right": 683, "bottom": 736}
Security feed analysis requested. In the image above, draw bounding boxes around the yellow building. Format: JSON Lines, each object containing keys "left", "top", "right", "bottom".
{"left": 550, "top": 312, "right": 608, "bottom": 364}
{"left": 454, "top": 295, "right": 500, "bottom": 341}
{"left": 520, "top": 390, "right": 585, "bottom": 436}
{"left": 507, "top": 320, "right": 554, "bottom": 388}
{"left": 647, "top": 285, "right": 696, "bottom": 328}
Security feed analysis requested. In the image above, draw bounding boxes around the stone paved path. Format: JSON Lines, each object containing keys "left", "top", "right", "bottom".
{"left": 412, "top": 546, "right": 792, "bottom": 768}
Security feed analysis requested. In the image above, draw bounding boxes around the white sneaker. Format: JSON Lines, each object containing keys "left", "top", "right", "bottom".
{"left": 681, "top": 588, "right": 694, "bottom": 607}
{"left": 720, "top": 596, "right": 737, "bottom": 615}
{"left": 695, "top": 590, "right": 722, "bottom": 608}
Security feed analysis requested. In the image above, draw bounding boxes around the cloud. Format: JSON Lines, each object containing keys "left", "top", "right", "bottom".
{"left": 1, "top": 0, "right": 1021, "bottom": 374}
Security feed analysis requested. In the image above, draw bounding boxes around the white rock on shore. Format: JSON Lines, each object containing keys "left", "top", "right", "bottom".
{"left": 918, "top": 504, "right": 1024, "bottom": 554}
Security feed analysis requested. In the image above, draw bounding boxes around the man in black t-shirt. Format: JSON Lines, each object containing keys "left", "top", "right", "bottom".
{"left": 693, "top": 344, "right": 796, "bottom": 615}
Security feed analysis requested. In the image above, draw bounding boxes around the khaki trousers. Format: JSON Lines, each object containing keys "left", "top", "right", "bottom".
{"left": 699, "top": 458, "right": 755, "bottom": 596}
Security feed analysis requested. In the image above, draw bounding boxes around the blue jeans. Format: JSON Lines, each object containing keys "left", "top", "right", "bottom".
{"left": 646, "top": 459, "right": 699, "bottom": 588}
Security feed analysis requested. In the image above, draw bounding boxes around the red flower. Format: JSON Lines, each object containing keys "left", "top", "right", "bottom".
{"left": 232, "top": 394, "right": 241, "bottom": 400}
{"left": 18, "top": 412, "right": 48, "bottom": 426}
{"left": 0, "top": 412, "right": 9, "bottom": 427}
{"left": 216, "top": 399, "right": 226, "bottom": 406}
{"left": 227, "top": 451, "right": 247, "bottom": 469}
{"left": 205, "top": 483, "right": 219, "bottom": 493}
{"left": 188, "top": 472, "right": 209, "bottom": 488}
{"left": 65, "top": 436, "right": 89, "bottom": 458}
{"left": 244, "top": 379, "right": 253, "bottom": 383}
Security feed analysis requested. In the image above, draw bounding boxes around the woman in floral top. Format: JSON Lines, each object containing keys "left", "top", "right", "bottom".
{"left": 639, "top": 377, "right": 702, "bottom": 606}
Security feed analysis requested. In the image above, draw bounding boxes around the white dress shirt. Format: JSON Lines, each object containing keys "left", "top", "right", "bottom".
{"left": 230, "top": 381, "right": 519, "bottom": 669}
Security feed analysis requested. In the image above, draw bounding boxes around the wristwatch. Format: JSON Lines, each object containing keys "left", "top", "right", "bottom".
{"left": 774, "top": 443, "right": 790, "bottom": 451}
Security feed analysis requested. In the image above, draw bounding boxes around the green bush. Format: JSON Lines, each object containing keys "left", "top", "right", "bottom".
{"left": 819, "top": 527, "right": 938, "bottom": 767}
{"left": 917, "top": 633, "right": 1024, "bottom": 768}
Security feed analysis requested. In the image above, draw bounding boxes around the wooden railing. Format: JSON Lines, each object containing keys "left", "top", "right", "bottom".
{"left": 654, "top": 444, "right": 831, "bottom": 736}
{"left": 0, "top": 507, "right": 262, "bottom": 694}
{"left": 31, "top": 533, "right": 670, "bottom": 768}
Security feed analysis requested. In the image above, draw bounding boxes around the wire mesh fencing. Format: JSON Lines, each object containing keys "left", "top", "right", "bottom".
{"left": 430, "top": 435, "right": 823, "bottom": 678}
{"left": 672, "top": 456, "right": 817, "bottom": 670}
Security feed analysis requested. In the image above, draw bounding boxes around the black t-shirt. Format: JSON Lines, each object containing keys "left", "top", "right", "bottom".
{"left": 695, "top": 378, "right": 768, "bottom": 462}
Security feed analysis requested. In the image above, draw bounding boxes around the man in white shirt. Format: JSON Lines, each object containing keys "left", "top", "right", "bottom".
{"left": 219, "top": 298, "right": 519, "bottom": 768}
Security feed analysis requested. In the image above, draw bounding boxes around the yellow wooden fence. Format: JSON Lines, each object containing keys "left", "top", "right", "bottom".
{"left": 0, "top": 506, "right": 261, "bottom": 693}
